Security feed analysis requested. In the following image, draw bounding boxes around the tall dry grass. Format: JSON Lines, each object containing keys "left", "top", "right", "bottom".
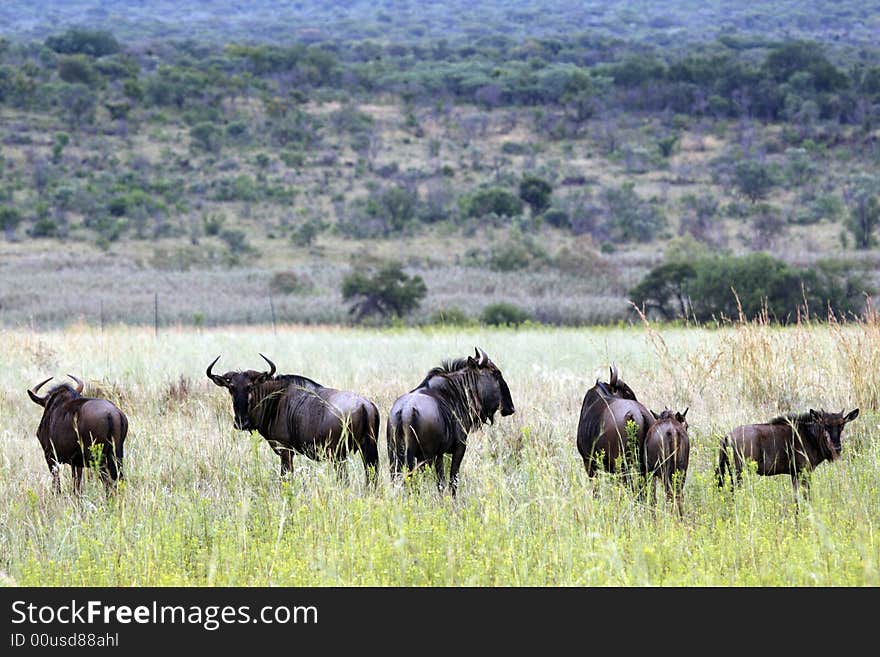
{"left": 0, "top": 321, "right": 878, "bottom": 585}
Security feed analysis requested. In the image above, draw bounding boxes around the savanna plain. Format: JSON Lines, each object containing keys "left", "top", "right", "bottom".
{"left": 1, "top": 319, "right": 878, "bottom": 586}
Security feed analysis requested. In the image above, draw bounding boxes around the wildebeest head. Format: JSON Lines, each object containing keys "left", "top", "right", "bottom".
{"left": 809, "top": 407, "right": 859, "bottom": 460}
{"left": 652, "top": 407, "right": 689, "bottom": 430}
{"left": 469, "top": 346, "right": 515, "bottom": 423}
{"left": 27, "top": 374, "right": 84, "bottom": 407}
{"left": 206, "top": 353, "right": 276, "bottom": 430}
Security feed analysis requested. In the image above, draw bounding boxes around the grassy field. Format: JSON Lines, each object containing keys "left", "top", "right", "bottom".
{"left": 1, "top": 320, "right": 878, "bottom": 586}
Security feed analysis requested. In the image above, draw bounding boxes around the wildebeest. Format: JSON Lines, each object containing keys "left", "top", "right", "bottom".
{"left": 387, "top": 347, "right": 515, "bottom": 495}
{"left": 717, "top": 408, "right": 859, "bottom": 503}
{"left": 640, "top": 408, "right": 690, "bottom": 516}
{"left": 27, "top": 374, "right": 128, "bottom": 496}
{"left": 576, "top": 364, "right": 653, "bottom": 479}
{"left": 207, "top": 354, "right": 380, "bottom": 485}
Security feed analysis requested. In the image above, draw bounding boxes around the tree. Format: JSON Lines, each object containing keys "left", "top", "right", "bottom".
{"left": 341, "top": 263, "right": 427, "bottom": 322}
{"left": 604, "top": 182, "right": 666, "bottom": 242}
{"left": 519, "top": 175, "right": 553, "bottom": 215}
{"left": 45, "top": 29, "right": 120, "bottom": 57}
{"left": 0, "top": 206, "right": 22, "bottom": 240}
{"left": 628, "top": 262, "right": 697, "bottom": 320}
{"left": 843, "top": 175, "right": 880, "bottom": 249}
{"left": 733, "top": 159, "right": 776, "bottom": 203}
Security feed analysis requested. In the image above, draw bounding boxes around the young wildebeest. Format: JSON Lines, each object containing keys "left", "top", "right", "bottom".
{"left": 717, "top": 408, "right": 859, "bottom": 505}
{"left": 640, "top": 408, "right": 690, "bottom": 516}
{"left": 27, "top": 375, "right": 128, "bottom": 496}
{"left": 207, "top": 354, "right": 380, "bottom": 486}
{"left": 387, "top": 347, "right": 515, "bottom": 495}
{"left": 576, "top": 364, "right": 653, "bottom": 481}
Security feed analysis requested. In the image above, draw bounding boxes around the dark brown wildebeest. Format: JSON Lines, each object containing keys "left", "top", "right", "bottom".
{"left": 717, "top": 408, "right": 859, "bottom": 504}
{"left": 27, "top": 374, "right": 128, "bottom": 496}
{"left": 387, "top": 347, "right": 515, "bottom": 495}
{"left": 207, "top": 354, "right": 380, "bottom": 486}
{"left": 640, "top": 408, "right": 690, "bottom": 516}
{"left": 576, "top": 364, "right": 653, "bottom": 480}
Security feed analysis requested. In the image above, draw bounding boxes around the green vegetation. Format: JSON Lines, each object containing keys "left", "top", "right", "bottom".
{"left": 630, "top": 253, "right": 872, "bottom": 322}
{"left": 0, "top": 1, "right": 879, "bottom": 330}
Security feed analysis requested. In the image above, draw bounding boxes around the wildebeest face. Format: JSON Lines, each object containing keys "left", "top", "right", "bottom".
{"left": 810, "top": 408, "right": 859, "bottom": 459}
{"left": 470, "top": 347, "right": 515, "bottom": 423}
{"left": 207, "top": 355, "right": 275, "bottom": 431}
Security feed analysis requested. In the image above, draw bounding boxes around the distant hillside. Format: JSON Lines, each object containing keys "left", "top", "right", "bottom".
{"left": 2, "top": 1, "right": 879, "bottom": 54}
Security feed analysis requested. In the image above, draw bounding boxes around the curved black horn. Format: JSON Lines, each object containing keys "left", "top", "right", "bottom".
{"left": 206, "top": 355, "right": 227, "bottom": 387}
{"left": 259, "top": 353, "right": 276, "bottom": 378}
{"left": 67, "top": 374, "right": 84, "bottom": 394}
{"left": 609, "top": 363, "right": 619, "bottom": 387}
{"left": 475, "top": 346, "right": 488, "bottom": 367}
{"left": 28, "top": 377, "right": 53, "bottom": 405}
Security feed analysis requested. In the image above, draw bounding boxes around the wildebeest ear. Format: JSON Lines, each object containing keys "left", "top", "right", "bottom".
{"left": 681, "top": 407, "right": 689, "bottom": 418}
{"left": 809, "top": 408, "right": 821, "bottom": 421}
{"left": 845, "top": 408, "right": 860, "bottom": 423}
{"left": 650, "top": 409, "right": 659, "bottom": 419}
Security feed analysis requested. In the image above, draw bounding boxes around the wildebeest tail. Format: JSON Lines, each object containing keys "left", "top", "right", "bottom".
{"left": 387, "top": 407, "right": 406, "bottom": 477}
{"left": 402, "top": 406, "right": 420, "bottom": 472}
{"left": 358, "top": 404, "right": 379, "bottom": 471}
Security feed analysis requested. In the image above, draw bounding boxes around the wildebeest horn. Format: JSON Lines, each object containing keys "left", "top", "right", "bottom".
{"left": 206, "top": 355, "right": 227, "bottom": 387}
{"left": 67, "top": 374, "right": 84, "bottom": 393}
{"left": 609, "top": 363, "right": 619, "bottom": 387}
{"left": 475, "top": 347, "right": 488, "bottom": 367}
{"left": 27, "top": 377, "right": 53, "bottom": 405}
{"left": 259, "top": 353, "right": 277, "bottom": 378}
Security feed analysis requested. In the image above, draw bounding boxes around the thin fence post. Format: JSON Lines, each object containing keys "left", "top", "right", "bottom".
{"left": 154, "top": 292, "right": 159, "bottom": 337}
{"left": 269, "top": 295, "right": 277, "bottom": 335}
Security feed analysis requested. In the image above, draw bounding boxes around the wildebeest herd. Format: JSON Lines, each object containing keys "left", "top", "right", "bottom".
{"left": 24, "top": 350, "right": 859, "bottom": 513}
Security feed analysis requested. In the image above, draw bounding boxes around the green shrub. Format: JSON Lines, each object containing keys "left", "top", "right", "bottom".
{"left": 269, "top": 271, "right": 312, "bottom": 295}
{"left": 429, "top": 307, "right": 474, "bottom": 326}
{"left": 480, "top": 302, "right": 531, "bottom": 326}
{"left": 462, "top": 187, "right": 524, "bottom": 219}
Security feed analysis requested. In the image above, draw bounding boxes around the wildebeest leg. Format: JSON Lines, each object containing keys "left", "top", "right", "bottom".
{"left": 334, "top": 459, "right": 350, "bottom": 484}
{"left": 100, "top": 455, "right": 119, "bottom": 497}
{"left": 358, "top": 437, "right": 379, "bottom": 490}
{"left": 433, "top": 454, "right": 446, "bottom": 493}
{"left": 448, "top": 443, "right": 467, "bottom": 497}
{"left": 72, "top": 465, "right": 84, "bottom": 496}
{"left": 46, "top": 459, "right": 62, "bottom": 494}
{"left": 280, "top": 450, "right": 294, "bottom": 478}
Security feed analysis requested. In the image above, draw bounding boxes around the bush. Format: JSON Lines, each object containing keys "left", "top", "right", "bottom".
{"left": 462, "top": 187, "right": 523, "bottom": 219}
{"left": 543, "top": 208, "right": 570, "bottom": 229}
{"left": 480, "top": 302, "right": 531, "bottom": 327}
{"left": 429, "top": 307, "right": 474, "bottom": 326}
{"left": 269, "top": 271, "right": 312, "bottom": 295}
{"left": 519, "top": 175, "right": 553, "bottom": 215}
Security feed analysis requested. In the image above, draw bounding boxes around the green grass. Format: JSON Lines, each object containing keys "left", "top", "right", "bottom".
{"left": 1, "top": 322, "right": 878, "bottom": 585}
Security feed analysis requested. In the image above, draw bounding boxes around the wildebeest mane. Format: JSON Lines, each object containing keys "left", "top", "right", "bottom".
{"left": 413, "top": 359, "right": 484, "bottom": 442}
{"left": 411, "top": 357, "right": 471, "bottom": 392}
{"left": 272, "top": 373, "right": 322, "bottom": 391}
{"left": 768, "top": 412, "right": 823, "bottom": 445}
